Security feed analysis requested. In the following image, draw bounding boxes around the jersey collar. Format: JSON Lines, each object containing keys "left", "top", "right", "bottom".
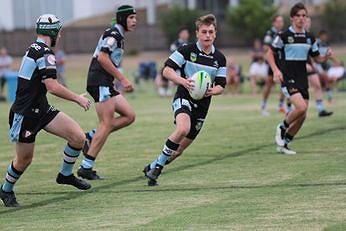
{"left": 36, "top": 37, "right": 46, "bottom": 44}
{"left": 271, "top": 26, "right": 278, "bottom": 33}
{"left": 196, "top": 41, "right": 215, "bottom": 54}
{"left": 289, "top": 25, "right": 305, "bottom": 34}
{"left": 114, "top": 24, "right": 124, "bottom": 37}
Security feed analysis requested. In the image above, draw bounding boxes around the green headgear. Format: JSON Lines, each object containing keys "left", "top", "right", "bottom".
{"left": 115, "top": 5, "right": 136, "bottom": 31}
{"left": 36, "top": 14, "right": 62, "bottom": 47}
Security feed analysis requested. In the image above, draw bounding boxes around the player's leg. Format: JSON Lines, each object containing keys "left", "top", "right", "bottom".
{"left": 309, "top": 73, "right": 332, "bottom": 117}
{"left": 44, "top": 112, "right": 91, "bottom": 190}
{"left": 144, "top": 112, "right": 190, "bottom": 186}
{"left": 0, "top": 142, "right": 34, "bottom": 207}
{"left": 80, "top": 94, "right": 135, "bottom": 179}
{"left": 276, "top": 92, "right": 308, "bottom": 155}
{"left": 261, "top": 75, "right": 273, "bottom": 116}
{"left": 275, "top": 89, "right": 307, "bottom": 147}
{"left": 167, "top": 137, "right": 193, "bottom": 163}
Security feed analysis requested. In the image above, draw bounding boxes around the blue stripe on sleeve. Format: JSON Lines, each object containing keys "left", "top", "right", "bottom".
{"left": 18, "top": 56, "right": 36, "bottom": 80}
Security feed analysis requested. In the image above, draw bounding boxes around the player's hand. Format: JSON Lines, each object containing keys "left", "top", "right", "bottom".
{"left": 325, "top": 48, "right": 333, "bottom": 58}
{"left": 182, "top": 78, "right": 195, "bottom": 91}
{"left": 205, "top": 85, "right": 223, "bottom": 97}
{"left": 78, "top": 93, "right": 91, "bottom": 111}
{"left": 120, "top": 78, "right": 134, "bottom": 92}
{"left": 273, "top": 69, "right": 283, "bottom": 84}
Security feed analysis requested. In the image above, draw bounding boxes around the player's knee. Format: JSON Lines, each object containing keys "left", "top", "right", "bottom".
{"left": 175, "top": 127, "right": 190, "bottom": 138}
{"left": 126, "top": 111, "right": 136, "bottom": 125}
{"left": 69, "top": 131, "right": 85, "bottom": 148}
{"left": 295, "top": 104, "right": 307, "bottom": 116}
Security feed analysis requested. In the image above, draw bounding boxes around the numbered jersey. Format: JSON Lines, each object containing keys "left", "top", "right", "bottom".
{"left": 87, "top": 24, "right": 124, "bottom": 87}
{"left": 12, "top": 38, "right": 57, "bottom": 117}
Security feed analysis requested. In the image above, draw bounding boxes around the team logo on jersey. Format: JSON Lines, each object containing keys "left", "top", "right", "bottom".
{"left": 213, "top": 60, "right": 219, "bottom": 68}
{"left": 190, "top": 52, "right": 197, "bottom": 62}
{"left": 195, "top": 121, "right": 203, "bottom": 131}
{"left": 47, "top": 54, "right": 56, "bottom": 65}
{"left": 106, "top": 37, "right": 116, "bottom": 47}
{"left": 288, "top": 36, "right": 294, "bottom": 43}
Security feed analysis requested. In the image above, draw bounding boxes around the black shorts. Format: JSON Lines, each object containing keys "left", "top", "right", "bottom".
{"left": 87, "top": 85, "right": 120, "bottom": 103}
{"left": 9, "top": 106, "right": 59, "bottom": 143}
{"left": 172, "top": 97, "right": 208, "bottom": 140}
{"left": 268, "top": 66, "right": 273, "bottom": 76}
{"left": 281, "top": 86, "right": 309, "bottom": 100}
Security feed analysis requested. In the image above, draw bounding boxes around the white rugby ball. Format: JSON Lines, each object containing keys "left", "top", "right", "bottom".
{"left": 189, "top": 70, "right": 212, "bottom": 100}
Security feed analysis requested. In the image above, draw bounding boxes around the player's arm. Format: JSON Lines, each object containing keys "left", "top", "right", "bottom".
{"left": 162, "top": 66, "right": 194, "bottom": 91}
{"left": 44, "top": 78, "right": 90, "bottom": 111}
{"left": 206, "top": 55, "right": 226, "bottom": 97}
{"left": 97, "top": 51, "right": 133, "bottom": 92}
{"left": 265, "top": 35, "right": 283, "bottom": 83}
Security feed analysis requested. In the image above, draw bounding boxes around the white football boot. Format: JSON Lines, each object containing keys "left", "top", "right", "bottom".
{"left": 276, "top": 146, "right": 296, "bottom": 155}
{"left": 275, "top": 124, "right": 285, "bottom": 146}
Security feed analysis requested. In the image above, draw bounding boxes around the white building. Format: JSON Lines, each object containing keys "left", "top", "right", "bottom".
{"left": 0, "top": 0, "right": 327, "bottom": 31}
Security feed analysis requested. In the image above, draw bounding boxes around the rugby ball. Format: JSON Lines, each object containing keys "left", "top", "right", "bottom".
{"left": 189, "top": 70, "right": 212, "bottom": 100}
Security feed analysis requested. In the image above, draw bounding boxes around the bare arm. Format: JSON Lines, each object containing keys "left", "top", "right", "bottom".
{"left": 97, "top": 51, "right": 133, "bottom": 92}
{"left": 44, "top": 78, "right": 90, "bottom": 111}
{"left": 265, "top": 48, "right": 283, "bottom": 83}
{"left": 313, "top": 48, "right": 335, "bottom": 64}
{"left": 162, "top": 66, "right": 194, "bottom": 90}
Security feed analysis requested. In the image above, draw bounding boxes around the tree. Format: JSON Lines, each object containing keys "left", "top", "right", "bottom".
{"left": 321, "top": 0, "right": 346, "bottom": 42}
{"left": 226, "top": 0, "right": 278, "bottom": 42}
{"left": 159, "top": 6, "right": 201, "bottom": 45}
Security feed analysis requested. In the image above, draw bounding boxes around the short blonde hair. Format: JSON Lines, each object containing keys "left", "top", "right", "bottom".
{"left": 195, "top": 14, "right": 217, "bottom": 31}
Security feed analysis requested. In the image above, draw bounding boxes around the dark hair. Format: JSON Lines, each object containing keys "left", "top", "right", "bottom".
{"left": 271, "top": 14, "right": 282, "bottom": 23}
{"left": 318, "top": 30, "right": 327, "bottom": 36}
{"left": 116, "top": 5, "right": 136, "bottom": 31}
{"left": 178, "top": 26, "right": 189, "bottom": 33}
{"left": 290, "top": 2, "right": 307, "bottom": 17}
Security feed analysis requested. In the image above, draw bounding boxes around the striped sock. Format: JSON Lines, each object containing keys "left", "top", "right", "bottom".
{"left": 81, "top": 154, "right": 95, "bottom": 169}
{"left": 150, "top": 139, "right": 179, "bottom": 168}
{"left": 88, "top": 129, "right": 96, "bottom": 139}
{"left": 316, "top": 100, "right": 325, "bottom": 113}
{"left": 60, "top": 144, "right": 80, "bottom": 176}
{"left": 2, "top": 163, "right": 23, "bottom": 193}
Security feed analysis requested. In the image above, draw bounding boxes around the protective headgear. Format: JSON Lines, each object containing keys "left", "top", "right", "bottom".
{"left": 36, "top": 14, "right": 62, "bottom": 47}
{"left": 116, "top": 5, "right": 136, "bottom": 31}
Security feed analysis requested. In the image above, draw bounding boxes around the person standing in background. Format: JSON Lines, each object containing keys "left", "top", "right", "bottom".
{"left": 0, "top": 47, "right": 13, "bottom": 101}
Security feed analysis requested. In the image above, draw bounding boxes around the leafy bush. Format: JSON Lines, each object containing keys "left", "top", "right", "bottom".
{"left": 321, "top": 0, "right": 346, "bottom": 42}
{"left": 159, "top": 6, "right": 202, "bottom": 45}
{"left": 226, "top": 0, "right": 278, "bottom": 42}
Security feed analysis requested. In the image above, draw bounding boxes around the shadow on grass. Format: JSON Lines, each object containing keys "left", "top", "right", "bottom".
{"left": 0, "top": 125, "right": 345, "bottom": 214}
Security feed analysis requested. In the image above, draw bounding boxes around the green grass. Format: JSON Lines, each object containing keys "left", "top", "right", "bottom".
{"left": 0, "top": 52, "right": 346, "bottom": 230}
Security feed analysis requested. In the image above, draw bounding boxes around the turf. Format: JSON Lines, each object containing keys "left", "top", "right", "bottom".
{"left": 0, "top": 51, "right": 345, "bottom": 230}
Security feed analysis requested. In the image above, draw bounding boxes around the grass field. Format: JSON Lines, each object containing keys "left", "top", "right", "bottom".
{"left": 0, "top": 49, "right": 345, "bottom": 230}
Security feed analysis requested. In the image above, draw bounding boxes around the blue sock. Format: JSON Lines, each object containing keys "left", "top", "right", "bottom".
{"left": 151, "top": 139, "right": 179, "bottom": 168}
{"left": 278, "top": 100, "right": 284, "bottom": 108}
{"left": 2, "top": 163, "right": 22, "bottom": 192}
{"left": 88, "top": 129, "right": 96, "bottom": 139}
{"left": 60, "top": 144, "right": 80, "bottom": 176}
{"left": 261, "top": 100, "right": 267, "bottom": 110}
{"left": 81, "top": 154, "right": 95, "bottom": 169}
{"left": 316, "top": 100, "right": 325, "bottom": 113}
{"left": 327, "top": 89, "right": 333, "bottom": 101}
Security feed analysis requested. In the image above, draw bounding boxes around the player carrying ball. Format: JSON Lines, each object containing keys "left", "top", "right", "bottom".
{"left": 143, "top": 14, "right": 227, "bottom": 186}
